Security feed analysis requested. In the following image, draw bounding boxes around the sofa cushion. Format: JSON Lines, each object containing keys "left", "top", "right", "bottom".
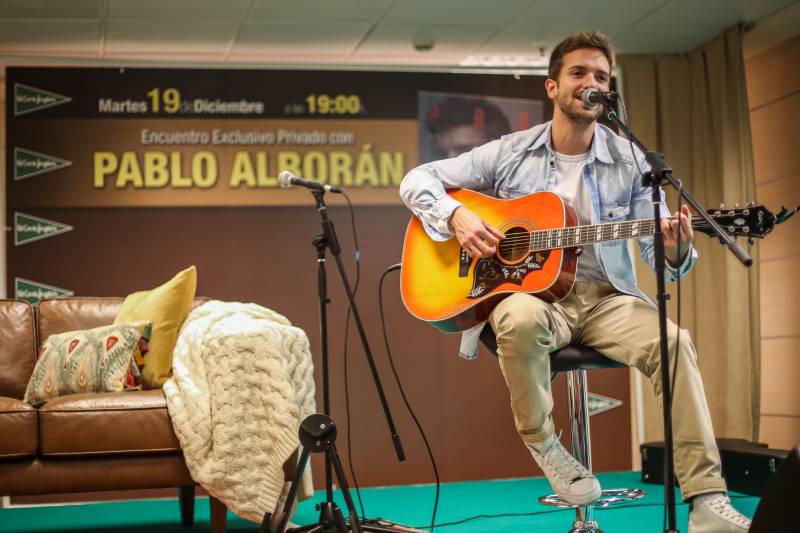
{"left": 0, "top": 300, "right": 36, "bottom": 399}
{"left": 38, "top": 389, "right": 181, "bottom": 456}
{"left": 38, "top": 297, "right": 125, "bottom": 346}
{"left": 24, "top": 322, "right": 151, "bottom": 407}
{"left": 0, "top": 396, "right": 37, "bottom": 458}
{"left": 114, "top": 266, "right": 198, "bottom": 389}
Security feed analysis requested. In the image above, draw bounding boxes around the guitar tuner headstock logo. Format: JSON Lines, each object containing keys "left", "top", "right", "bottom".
{"left": 14, "top": 83, "right": 72, "bottom": 116}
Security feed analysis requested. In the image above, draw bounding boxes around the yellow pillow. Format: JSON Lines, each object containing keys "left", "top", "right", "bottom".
{"left": 114, "top": 266, "right": 197, "bottom": 388}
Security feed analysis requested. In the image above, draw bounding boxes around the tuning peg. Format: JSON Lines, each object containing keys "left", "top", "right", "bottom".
{"left": 719, "top": 203, "right": 725, "bottom": 209}
{"left": 734, "top": 203, "right": 739, "bottom": 209}
{"left": 746, "top": 201, "right": 755, "bottom": 207}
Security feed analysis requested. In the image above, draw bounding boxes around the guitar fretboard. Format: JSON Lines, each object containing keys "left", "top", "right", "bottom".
{"left": 529, "top": 219, "right": 658, "bottom": 251}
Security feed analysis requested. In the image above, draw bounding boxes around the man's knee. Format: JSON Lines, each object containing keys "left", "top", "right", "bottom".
{"left": 648, "top": 327, "right": 698, "bottom": 372}
{"left": 491, "top": 294, "right": 554, "bottom": 342}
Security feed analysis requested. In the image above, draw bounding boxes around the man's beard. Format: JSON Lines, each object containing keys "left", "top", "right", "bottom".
{"left": 556, "top": 88, "right": 603, "bottom": 125}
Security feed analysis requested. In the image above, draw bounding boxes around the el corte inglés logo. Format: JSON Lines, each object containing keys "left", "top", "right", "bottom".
{"left": 14, "top": 212, "right": 73, "bottom": 246}
{"left": 14, "top": 83, "right": 72, "bottom": 116}
{"left": 15, "top": 278, "right": 74, "bottom": 305}
{"left": 14, "top": 147, "right": 73, "bottom": 180}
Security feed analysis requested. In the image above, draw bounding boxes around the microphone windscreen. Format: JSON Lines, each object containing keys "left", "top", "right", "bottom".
{"left": 278, "top": 171, "right": 293, "bottom": 188}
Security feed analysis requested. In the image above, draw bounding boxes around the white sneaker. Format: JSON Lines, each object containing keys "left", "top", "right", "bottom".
{"left": 528, "top": 435, "right": 601, "bottom": 505}
{"left": 688, "top": 492, "right": 751, "bottom": 532}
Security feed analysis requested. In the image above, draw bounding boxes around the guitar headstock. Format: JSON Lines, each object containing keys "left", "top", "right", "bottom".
{"left": 692, "top": 203, "right": 775, "bottom": 239}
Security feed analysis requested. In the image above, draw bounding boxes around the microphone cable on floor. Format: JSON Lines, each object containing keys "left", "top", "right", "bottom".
{"left": 379, "top": 262, "right": 441, "bottom": 532}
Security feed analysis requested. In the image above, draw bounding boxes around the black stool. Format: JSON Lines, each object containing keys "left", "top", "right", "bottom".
{"left": 480, "top": 325, "right": 645, "bottom": 533}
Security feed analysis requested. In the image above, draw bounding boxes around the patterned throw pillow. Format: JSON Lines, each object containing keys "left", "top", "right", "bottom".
{"left": 23, "top": 322, "right": 152, "bottom": 407}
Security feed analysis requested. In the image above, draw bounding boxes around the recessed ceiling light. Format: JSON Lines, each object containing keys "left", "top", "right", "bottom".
{"left": 459, "top": 55, "right": 549, "bottom": 67}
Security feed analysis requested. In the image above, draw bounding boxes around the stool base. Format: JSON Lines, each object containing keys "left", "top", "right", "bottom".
{"left": 538, "top": 488, "right": 645, "bottom": 508}
{"left": 539, "top": 488, "right": 646, "bottom": 533}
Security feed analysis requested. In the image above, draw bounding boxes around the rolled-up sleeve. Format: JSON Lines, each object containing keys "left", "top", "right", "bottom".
{"left": 399, "top": 139, "right": 500, "bottom": 241}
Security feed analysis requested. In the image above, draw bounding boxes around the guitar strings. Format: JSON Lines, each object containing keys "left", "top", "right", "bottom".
{"left": 493, "top": 220, "right": 657, "bottom": 249}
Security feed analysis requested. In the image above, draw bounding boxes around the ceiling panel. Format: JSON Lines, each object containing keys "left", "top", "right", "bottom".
{"left": 106, "top": 21, "right": 238, "bottom": 54}
{"left": 109, "top": 0, "right": 252, "bottom": 22}
{"left": 603, "top": 27, "right": 712, "bottom": 54}
{"left": 381, "top": 0, "right": 534, "bottom": 25}
{"left": 0, "top": 20, "right": 100, "bottom": 54}
{"left": 510, "top": 0, "right": 668, "bottom": 30}
{"left": 0, "top": 0, "right": 104, "bottom": 20}
{"left": 478, "top": 27, "right": 580, "bottom": 56}
{"left": 233, "top": 22, "right": 371, "bottom": 55}
{"left": 354, "top": 24, "right": 496, "bottom": 56}
{"left": 249, "top": 0, "right": 393, "bottom": 23}
{"left": 633, "top": 0, "right": 797, "bottom": 31}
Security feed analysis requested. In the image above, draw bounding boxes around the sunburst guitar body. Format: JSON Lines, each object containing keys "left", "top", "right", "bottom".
{"left": 401, "top": 189, "right": 579, "bottom": 333}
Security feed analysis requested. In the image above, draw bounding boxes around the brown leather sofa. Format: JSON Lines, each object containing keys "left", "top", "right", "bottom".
{"left": 0, "top": 297, "right": 235, "bottom": 531}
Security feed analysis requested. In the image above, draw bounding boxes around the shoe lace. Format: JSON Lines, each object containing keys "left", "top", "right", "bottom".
{"left": 706, "top": 494, "right": 751, "bottom": 527}
{"left": 540, "top": 434, "right": 591, "bottom": 483}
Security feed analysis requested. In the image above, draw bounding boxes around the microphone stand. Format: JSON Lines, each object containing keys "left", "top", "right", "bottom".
{"left": 603, "top": 105, "right": 752, "bottom": 533}
{"left": 263, "top": 189, "right": 406, "bottom": 533}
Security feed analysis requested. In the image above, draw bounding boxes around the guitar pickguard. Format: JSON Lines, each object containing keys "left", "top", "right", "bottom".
{"left": 467, "top": 251, "right": 550, "bottom": 299}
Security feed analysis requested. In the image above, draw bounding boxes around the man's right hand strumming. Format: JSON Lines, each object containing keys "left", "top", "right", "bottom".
{"left": 448, "top": 206, "right": 505, "bottom": 259}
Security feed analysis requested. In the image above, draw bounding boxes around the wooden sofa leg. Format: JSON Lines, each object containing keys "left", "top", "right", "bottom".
{"left": 210, "top": 495, "right": 228, "bottom": 533}
{"left": 178, "top": 486, "right": 195, "bottom": 526}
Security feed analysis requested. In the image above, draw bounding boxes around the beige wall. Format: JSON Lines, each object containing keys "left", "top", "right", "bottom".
{"left": 745, "top": 34, "right": 800, "bottom": 450}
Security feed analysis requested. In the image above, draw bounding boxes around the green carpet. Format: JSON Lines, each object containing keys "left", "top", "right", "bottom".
{"left": 0, "top": 472, "right": 759, "bottom": 532}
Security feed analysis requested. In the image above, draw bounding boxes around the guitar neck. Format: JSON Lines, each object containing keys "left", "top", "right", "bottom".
{"left": 529, "top": 218, "right": 665, "bottom": 251}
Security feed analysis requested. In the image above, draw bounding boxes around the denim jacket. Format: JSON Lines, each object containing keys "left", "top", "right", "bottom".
{"left": 400, "top": 121, "right": 696, "bottom": 357}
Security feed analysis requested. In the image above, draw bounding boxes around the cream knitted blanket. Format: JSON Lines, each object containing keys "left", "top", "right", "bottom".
{"left": 164, "top": 300, "right": 316, "bottom": 523}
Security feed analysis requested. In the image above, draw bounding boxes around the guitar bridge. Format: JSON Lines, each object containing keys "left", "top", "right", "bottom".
{"left": 459, "top": 248, "right": 471, "bottom": 277}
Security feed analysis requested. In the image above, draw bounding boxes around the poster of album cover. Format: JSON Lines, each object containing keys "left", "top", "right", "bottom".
{"left": 417, "top": 91, "right": 545, "bottom": 164}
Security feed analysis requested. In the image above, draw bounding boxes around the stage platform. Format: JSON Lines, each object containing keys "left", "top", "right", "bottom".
{"left": 0, "top": 471, "right": 760, "bottom": 532}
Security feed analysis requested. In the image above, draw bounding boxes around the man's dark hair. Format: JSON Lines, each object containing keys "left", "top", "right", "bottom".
{"left": 547, "top": 31, "right": 613, "bottom": 80}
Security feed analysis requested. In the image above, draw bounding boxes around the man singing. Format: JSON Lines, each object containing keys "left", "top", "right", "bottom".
{"left": 400, "top": 31, "right": 751, "bottom": 532}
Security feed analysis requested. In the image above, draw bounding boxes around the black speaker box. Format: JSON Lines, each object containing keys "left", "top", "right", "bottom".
{"left": 640, "top": 438, "right": 788, "bottom": 497}
{"left": 750, "top": 445, "right": 799, "bottom": 532}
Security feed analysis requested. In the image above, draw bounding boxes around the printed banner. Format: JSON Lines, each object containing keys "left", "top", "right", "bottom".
{"left": 6, "top": 67, "right": 548, "bottom": 207}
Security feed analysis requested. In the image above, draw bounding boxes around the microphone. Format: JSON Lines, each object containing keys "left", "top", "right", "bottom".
{"left": 581, "top": 88, "right": 619, "bottom": 108}
{"left": 278, "top": 171, "right": 342, "bottom": 193}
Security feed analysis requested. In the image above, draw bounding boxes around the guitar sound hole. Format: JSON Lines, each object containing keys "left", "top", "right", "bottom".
{"left": 497, "top": 226, "right": 529, "bottom": 263}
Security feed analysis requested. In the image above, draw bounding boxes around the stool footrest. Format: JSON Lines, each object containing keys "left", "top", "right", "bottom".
{"left": 538, "top": 488, "right": 646, "bottom": 508}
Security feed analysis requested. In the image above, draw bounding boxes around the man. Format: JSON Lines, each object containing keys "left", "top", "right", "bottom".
{"left": 400, "top": 31, "right": 751, "bottom": 532}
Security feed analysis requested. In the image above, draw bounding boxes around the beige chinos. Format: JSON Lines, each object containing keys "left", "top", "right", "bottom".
{"left": 488, "top": 281, "right": 727, "bottom": 500}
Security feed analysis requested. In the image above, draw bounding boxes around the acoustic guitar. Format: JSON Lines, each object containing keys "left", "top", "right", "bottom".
{"left": 400, "top": 189, "right": 780, "bottom": 333}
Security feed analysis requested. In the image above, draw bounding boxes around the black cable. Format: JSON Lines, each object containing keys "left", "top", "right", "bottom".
{"left": 375, "top": 494, "right": 755, "bottom": 530}
{"left": 379, "top": 263, "right": 441, "bottom": 532}
{"left": 340, "top": 191, "right": 366, "bottom": 518}
{"left": 670, "top": 183, "right": 684, "bottom": 412}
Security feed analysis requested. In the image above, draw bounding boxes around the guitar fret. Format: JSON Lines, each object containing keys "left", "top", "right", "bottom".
{"left": 528, "top": 218, "right": 662, "bottom": 251}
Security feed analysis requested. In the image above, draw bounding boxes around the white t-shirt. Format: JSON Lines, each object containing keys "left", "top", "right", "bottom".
{"left": 552, "top": 150, "right": 607, "bottom": 283}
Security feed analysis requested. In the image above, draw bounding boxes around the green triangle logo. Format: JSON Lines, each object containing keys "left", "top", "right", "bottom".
{"left": 15, "top": 278, "right": 74, "bottom": 305}
{"left": 14, "top": 147, "right": 72, "bottom": 181}
{"left": 14, "top": 83, "right": 72, "bottom": 116}
{"left": 588, "top": 392, "right": 623, "bottom": 417}
{"left": 14, "top": 212, "right": 74, "bottom": 246}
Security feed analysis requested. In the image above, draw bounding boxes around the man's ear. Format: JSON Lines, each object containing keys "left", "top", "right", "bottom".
{"left": 544, "top": 78, "right": 557, "bottom": 100}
